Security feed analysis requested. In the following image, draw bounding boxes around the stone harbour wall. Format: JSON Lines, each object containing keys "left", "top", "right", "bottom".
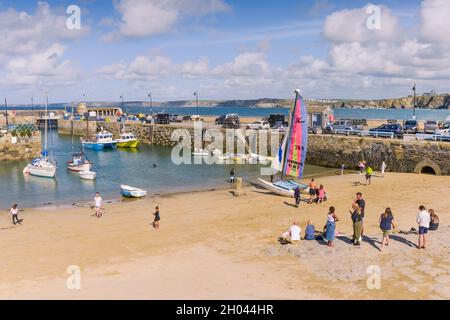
{"left": 306, "top": 135, "right": 450, "bottom": 176}
{"left": 0, "top": 132, "right": 41, "bottom": 161}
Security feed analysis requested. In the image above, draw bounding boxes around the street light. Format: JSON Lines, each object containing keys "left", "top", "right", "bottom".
{"left": 148, "top": 92, "right": 152, "bottom": 115}
{"left": 31, "top": 97, "right": 34, "bottom": 115}
{"left": 194, "top": 90, "right": 199, "bottom": 116}
{"left": 412, "top": 83, "right": 417, "bottom": 120}
{"left": 4, "top": 98, "right": 8, "bottom": 126}
{"left": 120, "top": 95, "right": 125, "bottom": 113}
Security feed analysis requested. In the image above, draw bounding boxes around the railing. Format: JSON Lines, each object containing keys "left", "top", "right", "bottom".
{"left": 367, "top": 131, "right": 396, "bottom": 139}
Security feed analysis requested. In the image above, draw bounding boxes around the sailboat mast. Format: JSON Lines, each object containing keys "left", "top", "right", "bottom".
{"left": 280, "top": 90, "right": 299, "bottom": 181}
{"left": 44, "top": 92, "right": 48, "bottom": 158}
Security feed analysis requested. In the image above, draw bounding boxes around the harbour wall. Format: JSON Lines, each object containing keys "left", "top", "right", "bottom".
{"left": 0, "top": 132, "right": 41, "bottom": 161}
{"left": 57, "top": 119, "right": 450, "bottom": 175}
{"left": 306, "top": 135, "right": 450, "bottom": 176}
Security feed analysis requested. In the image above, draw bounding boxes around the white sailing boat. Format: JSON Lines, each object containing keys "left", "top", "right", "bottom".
{"left": 257, "top": 89, "right": 309, "bottom": 197}
{"left": 24, "top": 93, "right": 57, "bottom": 178}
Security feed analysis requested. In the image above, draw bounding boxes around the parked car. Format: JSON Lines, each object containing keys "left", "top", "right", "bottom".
{"left": 222, "top": 114, "right": 240, "bottom": 129}
{"left": 246, "top": 120, "right": 270, "bottom": 130}
{"left": 215, "top": 115, "right": 226, "bottom": 125}
{"left": 403, "top": 119, "right": 418, "bottom": 133}
{"left": 369, "top": 124, "right": 404, "bottom": 138}
{"left": 434, "top": 122, "right": 450, "bottom": 136}
{"left": 169, "top": 114, "right": 183, "bottom": 122}
{"left": 267, "top": 114, "right": 287, "bottom": 128}
{"left": 155, "top": 113, "right": 170, "bottom": 124}
{"left": 182, "top": 115, "right": 192, "bottom": 121}
{"left": 424, "top": 120, "right": 439, "bottom": 134}
{"left": 324, "top": 119, "right": 365, "bottom": 134}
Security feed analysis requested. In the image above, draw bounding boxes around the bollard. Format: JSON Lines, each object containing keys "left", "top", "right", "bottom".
{"left": 232, "top": 177, "right": 245, "bottom": 197}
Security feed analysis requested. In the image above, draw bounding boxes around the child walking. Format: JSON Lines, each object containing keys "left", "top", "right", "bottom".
{"left": 153, "top": 206, "right": 161, "bottom": 229}
{"left": 10, "top": 204, "right": 22, "bottom": 225}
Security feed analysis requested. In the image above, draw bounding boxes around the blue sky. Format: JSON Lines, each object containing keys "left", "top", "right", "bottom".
{"left": 0, "top": 0, "right": 448, "bottom": 104}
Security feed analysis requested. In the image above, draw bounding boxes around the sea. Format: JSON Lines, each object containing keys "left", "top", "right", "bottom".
{"left": 1, "top": 104, "right": 449, "bottom": 209}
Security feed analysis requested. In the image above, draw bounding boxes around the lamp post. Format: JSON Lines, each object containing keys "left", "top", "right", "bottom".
{"left": 148, "top": 92, "right": 152, "bottom": 115}
{"left": 120, "top": 95, "right": 125, "bottom": 113}
{"left": 412, "top": 83, "right": 417, "bottom": 120}
{"left": 4, "top": 98, "right": 8, "bottom": 127}
{"left": 194, "top": 90, "right": 199, "bottom": 116}
{"left": 31, "top": 97, "right": 34, "bottom": 115}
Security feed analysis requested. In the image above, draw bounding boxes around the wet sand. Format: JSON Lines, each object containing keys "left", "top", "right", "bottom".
{"left": 0, "top": 172, "right": 449, "bottom": 299}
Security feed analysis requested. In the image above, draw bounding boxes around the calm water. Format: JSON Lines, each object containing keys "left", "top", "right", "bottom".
{"left": 0, "top": 130, "right": 329, "bottom": 209}
{"left": 2, "top": 104, "right": 450, "bottom": 121}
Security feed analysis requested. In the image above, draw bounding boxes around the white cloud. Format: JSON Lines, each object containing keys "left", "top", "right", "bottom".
{"left": 106, "top": 0, "right": 230, "bottom": 40}
{"left": 420, "top": 0, "right": 450, "bottom": 43}
{"left": 181, "top": 57, "right": 209, "bottom": 78}
{"left": 212, "top": 52, "right": 271, "bottom": 77}
{"left": 323, "top": 4, "right": 400, "bottom": 43}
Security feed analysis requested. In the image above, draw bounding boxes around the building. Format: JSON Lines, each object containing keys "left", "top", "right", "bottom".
{"left": 75, "top": 103, "right": 122, "bottom": 117}
{"left": 307, "top": 106, "right": 334, "bottom": 128}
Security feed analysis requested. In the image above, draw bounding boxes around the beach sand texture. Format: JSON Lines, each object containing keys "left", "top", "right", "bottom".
{"left": 0, "top": 172, "right": 449, "bottom": 300}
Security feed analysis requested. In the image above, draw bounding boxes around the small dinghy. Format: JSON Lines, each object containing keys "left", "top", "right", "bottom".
{"left": 120, "top": 185, "right": 147, "bottom": 198}
{"left": 79, "top": 170, "right": 96, "bottom": 180}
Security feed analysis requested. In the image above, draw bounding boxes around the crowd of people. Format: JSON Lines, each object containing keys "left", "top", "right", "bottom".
{"left": 281, "top": 190, "right": 440, "bottom": 251}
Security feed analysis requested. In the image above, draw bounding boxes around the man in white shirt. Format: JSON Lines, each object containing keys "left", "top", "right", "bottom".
{"left": 416, "top": 205, "right": 431, "bottom": 249}
{"left": 281, "top": 221, "right": 301, "bottom": 244}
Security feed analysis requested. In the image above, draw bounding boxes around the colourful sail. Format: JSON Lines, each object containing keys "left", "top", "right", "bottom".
{"left": 283, "top": 94, "right": 308, "bottom": 178}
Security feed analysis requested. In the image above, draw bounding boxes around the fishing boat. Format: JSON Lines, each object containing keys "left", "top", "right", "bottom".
{"left": 116, "top": 132, "right": 139, "bottom": 148}
{"left": 81, "top": 131, "right": 117, "bottom": 150}
{"left": 193, "top": 148, "right": 209, "bottom": 156}
{"left": 120, "top": 185, "right": 148, "bottom": 198}
{"left": 24, "top": 94, "right": 57, "bottom": 178}
{"left": 257, "top": 89, "right": 309, "bottom": 197}
{"left": 67, "top": 152, "right": 92, "bottom": 172}
{"left": 79, "top": 170, "right": 96, "bottom": 180}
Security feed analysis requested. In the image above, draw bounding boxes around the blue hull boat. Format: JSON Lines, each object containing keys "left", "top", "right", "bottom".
{"left": 81, "top": 131, "right": 117, "bottom": 151}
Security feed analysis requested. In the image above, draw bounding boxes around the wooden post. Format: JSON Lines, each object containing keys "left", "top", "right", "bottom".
{"left": 233, "top": 177, "right": 245, "bottom": 197}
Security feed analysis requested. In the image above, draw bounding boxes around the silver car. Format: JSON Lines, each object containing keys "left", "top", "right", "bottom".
{"left": 424, "top": 120, "right": 439, "bottom": 134}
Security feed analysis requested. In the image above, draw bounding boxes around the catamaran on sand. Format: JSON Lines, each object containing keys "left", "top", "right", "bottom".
{"left": 257, "top": 89, "right": 309, "bottom": 197}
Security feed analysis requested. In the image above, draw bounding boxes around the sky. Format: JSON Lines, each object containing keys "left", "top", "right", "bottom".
{"left": 0, "top": 0, "right": 449, "bottom": 104}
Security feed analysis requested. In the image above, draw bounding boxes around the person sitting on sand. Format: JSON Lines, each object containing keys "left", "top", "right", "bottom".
{"left": 429, "top": 209, "right": 439, "bottom": 231}
{"left": 305, "top": 220, "right": 316, "bottom": 240}
{"left": 317, "top": 185, "right": 326, "bottom": 204}
{"left": 350, "top": 203, "right": 363, "bottom": 246}
{"left": 324, "top": 207, "right": 339, "bottom": 247}
{"left": 153, "top": 206, "right": 161, "bottom": 229}
{"left": 281, "top": 221, "right": 301, "bottom": 244}
{"left": 308, "top": 179, "right": 317, "bottom": 203}
{"left": 10, "top": 204, "right": 22, "bottom": 225}
{"left": 417, "top": 205, "right": 430, "bottom": 249}
{"left": 379, "top": 208, "right": 395, "bottom": 251}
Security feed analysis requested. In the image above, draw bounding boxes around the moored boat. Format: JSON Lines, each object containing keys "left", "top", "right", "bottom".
{"left": 116, "top": 132, "right": 139, "bottom": 148}
{"left": 120, "top": 185, "right": 147, "bottom": 198}
{"left": 67, "top": 152, "right": 92, "bottom": 172}
{"left": 79, "top": 170, "right": 96, "bottom": 180}
{"left": 82, "top": 131, "right": 117, "bottom": 150}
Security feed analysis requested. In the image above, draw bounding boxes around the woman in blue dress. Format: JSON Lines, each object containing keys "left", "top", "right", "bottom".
{"left": 324, "top": 206, "right": 339, "bottom": 247}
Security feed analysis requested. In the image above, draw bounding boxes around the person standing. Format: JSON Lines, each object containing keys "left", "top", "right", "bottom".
{"left": 340, "top": 164, "right": 345, "bottom": 176}
{"left": 317, "top": 185, "right": 326, "bottom": 204}
{"left": 94, "top": 192, "right": 102, "bottom": 218}
{"left": 365, "top": 166, "right": 373, "bottom": 185}
{"left": 379, "top": 208, "right": 395, "bottom": 251}
{"left": 355, "top": 192, "right": 366, "bottom": 236}
{"left": 294, "top": 186, "right": 301, "bottom": 207}
{"left": 10, "top": 204, "right": 22, "bottom": 225}
{"left": 350, "top": 203, "right": 363, "bottom": 246}
{"left": 416, "top": 205, "right": 431, "bottom": 249}
{"left": 358, "top": 161, "right": 366, "bottom": 175}
{"left": 324, "top": 206, "right": 339, "bottom": 247}
{"left": 381, "top": 161, "right": 387, "bottom": 178}
{"left": 308, "top": 179, "right": 317, "bottom": 204}
{"left": 229, "top": 168, "right": 235, "bottom": 184}
{"left": 153, "top": 206, "right": 161, "bottom": 229}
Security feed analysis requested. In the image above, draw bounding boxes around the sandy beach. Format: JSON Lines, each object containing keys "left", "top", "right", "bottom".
{"left": 0, "top": 172, "right": 449, "bottom": 300}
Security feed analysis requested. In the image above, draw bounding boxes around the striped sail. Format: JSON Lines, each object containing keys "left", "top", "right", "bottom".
{"left": 283, "top": 94, "right": 308, "bottom": 178}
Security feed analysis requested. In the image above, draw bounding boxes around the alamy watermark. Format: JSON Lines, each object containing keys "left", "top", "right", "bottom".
{"left": 66, "top": 5, "right": 81, "bottom": 30}
{"left": 66, "top": 265, "right": 82, "bottom": 290}
{"left": 366, "top": 4, "right": 381, "bottom": 30}
{"left": 366, "top": 265, "right": 381, "bottom": 290}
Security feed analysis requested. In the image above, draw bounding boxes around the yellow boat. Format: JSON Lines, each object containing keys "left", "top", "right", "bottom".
{"left": 117, "top": 132, "right": 140, "bottom": 148}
